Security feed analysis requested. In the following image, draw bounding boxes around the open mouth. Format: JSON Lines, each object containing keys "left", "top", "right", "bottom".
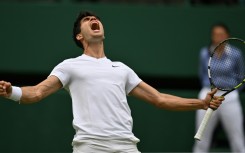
{"left": 90, "top": 22, "right": 100, "bottom": 31}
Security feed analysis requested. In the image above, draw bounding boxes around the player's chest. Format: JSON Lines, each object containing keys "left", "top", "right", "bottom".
{"left": 70, "top": 63, "right": 128, "bottom": 83}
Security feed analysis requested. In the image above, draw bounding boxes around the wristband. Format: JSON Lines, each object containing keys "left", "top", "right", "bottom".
{"left": 9, "top": 86, "right": 22, "bottom": 103}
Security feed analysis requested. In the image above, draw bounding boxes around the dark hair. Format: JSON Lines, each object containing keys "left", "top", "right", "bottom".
{"left": 210, "top": 22, "right": 230, "bottom": 35}
{"left": 73, "top": 11, "right": 100, "bottom": 49}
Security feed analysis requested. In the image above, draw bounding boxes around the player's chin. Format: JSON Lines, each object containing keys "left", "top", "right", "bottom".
{"left": 90, "top": 32, "right": 104, "bottom": 39}
{"left": 93, "top": 33, "right": 104, "bottom": 38}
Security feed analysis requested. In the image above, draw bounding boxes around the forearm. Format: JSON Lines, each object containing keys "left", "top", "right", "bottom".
{"left": 157, "top": 93, "right": 205, "bottom": 111}
{"left": 130, "top": 81, "right": 209, "bottom": 111}
{"left": 20, "top": 86, "right": 43, "bottom": 104}
{"left": 20, "top": 77, "right": 62, "bottom": 104}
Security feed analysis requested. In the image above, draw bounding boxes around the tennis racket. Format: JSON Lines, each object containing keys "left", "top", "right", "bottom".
{"left": 194, "top": 37, "right": 245, "bottom": 141}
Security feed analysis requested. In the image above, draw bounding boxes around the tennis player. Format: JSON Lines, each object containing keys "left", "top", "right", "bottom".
{"left": 0, "top": 11, "right": 224, "bottom": 153}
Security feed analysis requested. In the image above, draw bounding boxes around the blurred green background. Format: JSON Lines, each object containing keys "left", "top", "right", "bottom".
{"left": 0, "top": 0, "right": 245, "bottom": 152}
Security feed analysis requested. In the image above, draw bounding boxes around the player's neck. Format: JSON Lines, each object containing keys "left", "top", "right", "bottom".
{"left": 83, "top": 42, "right": 105, "bottom": 59}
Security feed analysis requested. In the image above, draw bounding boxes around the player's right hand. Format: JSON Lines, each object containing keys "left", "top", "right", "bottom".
{"left": 204, "top": 88, "right": 224, "bottom": 110}
{"left": 0, "top": 81, "right": 12, "bottom": 98}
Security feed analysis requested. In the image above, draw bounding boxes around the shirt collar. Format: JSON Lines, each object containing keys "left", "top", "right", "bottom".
{"left": 80, "top": 54, "right": 109, "bottom": 62}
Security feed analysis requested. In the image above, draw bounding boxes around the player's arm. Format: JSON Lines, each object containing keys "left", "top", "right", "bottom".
{"left": 129, "top": 81, "right": 223, "bottom": 111}
{"left": 0, "top": 75, "right": 62, "bottom": 104}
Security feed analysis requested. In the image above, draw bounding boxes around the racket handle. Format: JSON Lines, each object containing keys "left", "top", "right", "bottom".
{"left": 194, "top": 108, "right": 214, "bottom": 141}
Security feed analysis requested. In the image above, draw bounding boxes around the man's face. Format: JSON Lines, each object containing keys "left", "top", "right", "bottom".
{"left": 211, "top": 26, "right": 229, "bottom": 46}
{"left": 78, "top": 16, "right": 105, "bottom": 42}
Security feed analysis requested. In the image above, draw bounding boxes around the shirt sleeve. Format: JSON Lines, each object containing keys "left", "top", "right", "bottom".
{"left": 125, "top": 67, "right": 142, "bottom": 95}
{"left": 49, "top": 61, "right": 70, "bottom": 88}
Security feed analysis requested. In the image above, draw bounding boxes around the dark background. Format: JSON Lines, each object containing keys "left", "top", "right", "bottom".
{"left": 0, "top": 0, "right": 244, "bottom": 152}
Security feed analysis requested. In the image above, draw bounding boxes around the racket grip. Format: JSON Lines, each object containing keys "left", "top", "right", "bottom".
{"left": 194, "top": 108, "right": 214, "bottom": 141}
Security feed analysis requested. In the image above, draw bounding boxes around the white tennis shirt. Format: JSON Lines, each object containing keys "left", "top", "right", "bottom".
{"left": 50, "top": 54, "right": 142, "bottom": 143}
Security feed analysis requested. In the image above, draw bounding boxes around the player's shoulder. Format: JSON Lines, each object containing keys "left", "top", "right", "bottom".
{"left": 111, "top": 61, "right": 128, "bottom": 67}
{"left": 111, "top": 61, "right": 134, "bottom": 71}
{"left": 60, "top": 56, "right": 83, "bottom": 64}
{"left": 54, "top": 56, "right": 82, "bottom": 69}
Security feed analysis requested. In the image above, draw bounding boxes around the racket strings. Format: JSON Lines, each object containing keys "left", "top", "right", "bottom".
{"left": 210, "top": 39, "right": 245, "bottom": 90}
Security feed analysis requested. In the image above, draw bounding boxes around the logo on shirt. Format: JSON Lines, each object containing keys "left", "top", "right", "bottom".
{"left": 112, "top": 65, "right": 119, "bottom": 67}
